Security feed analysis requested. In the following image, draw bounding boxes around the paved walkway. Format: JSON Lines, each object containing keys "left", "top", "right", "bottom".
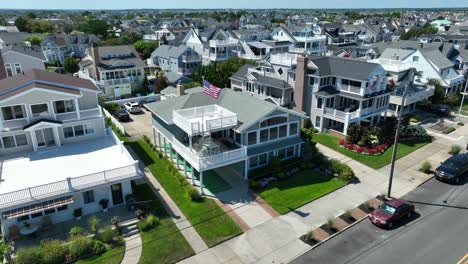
{"left": 121, "top": 233, "right": 142, "bottom": 264}
{"left": 126, "top": 146, "right": 209, "bottom": 254}
{"left": 177, "top": 139, "right": 451, "bottom": 264}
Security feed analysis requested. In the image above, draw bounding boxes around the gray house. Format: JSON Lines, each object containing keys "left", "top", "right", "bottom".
{"left": 148, "top": 45, "right": 202, "bottom": 76}
{"left": 1, "top": 43, "right": 46, "bottom": 79}
{"left": 41, "top": 34, "right": 99, "bottom": 64}
{"left": 147, "top": 87, "right": 305, "bottom": 194}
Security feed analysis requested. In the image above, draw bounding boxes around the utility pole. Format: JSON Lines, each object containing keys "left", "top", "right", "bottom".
{"left": 458, "top": 77, "right": 467, "bottom": 116}
{"left": 387, "top": 90, "right": 407, "bottom": 198}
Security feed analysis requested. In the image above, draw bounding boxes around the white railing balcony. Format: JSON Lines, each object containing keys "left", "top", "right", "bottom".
{"left": 80, "top": 108, "right": 103, "bottom": 119}
{"left": 0, "top": 163, "right": 141, "bottom": 209}
{"left": 55, "top": 112, "right": 78, "bottom": 121}
{"left": 173, "top": 105, "right": 238, "bottom": 136}
{"left": 270, "top": 53, "right": 298, "bottom": 66}
{"left": 168, "top": 134, "right": 247, "bottom": 171}
{"left": 209, "top": 52, "right": 237, "bottom": 61}
{"left": 209, "top": 39, "right": 238, "bottom": 47}
{"left": 1, "top": 118, "right": 28, "bottom": 131}
{"left": 377, "top": 59, "right": 413, "bottom": 73}
{"left": 390, "top": 87, "right": 435, "bottom": 105}
{"left": 97, "top": 76, "right": 139, "bottom": 86}
{"left": 182, "top": 54, "right": 202, "bottom": 62}
{"left": 323, "top": 108, "right": 347, "bottom": 120}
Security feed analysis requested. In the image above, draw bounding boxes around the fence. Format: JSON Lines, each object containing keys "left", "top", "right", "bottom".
{"left": 102, "top": 107, "right": 125, "bottom": 135}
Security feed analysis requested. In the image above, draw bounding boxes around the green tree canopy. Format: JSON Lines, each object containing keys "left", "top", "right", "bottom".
{"left": 15, "top": 16, "right": 30, "bottom": 32}
{"left": 24, "top": 35, "right": 43, "bottom": 46}
{"left": 193, "top": 57, "right": 256, "bottom": 88}
{"left": 63, "top": 57, "right": 79, "bottom": 74}
{"left": 79, "top": 18, "right": 109, "bottom": 37}
{"left": 133, "top": 40, "right": 158, "bottom": 60}
{"left": 428, "top": 79, "right": 446, "bottom": 104}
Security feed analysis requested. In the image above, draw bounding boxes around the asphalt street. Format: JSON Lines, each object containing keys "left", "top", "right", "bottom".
{"left": 291, "top": 177, "right": 468, "bottom": 264}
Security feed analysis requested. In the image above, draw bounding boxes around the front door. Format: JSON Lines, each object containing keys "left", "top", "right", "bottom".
{"left": 111, "top": 183, "right": 123, "bottom": 205}
{"left": 35, "top": 128, "right": 56, "bottom": 148}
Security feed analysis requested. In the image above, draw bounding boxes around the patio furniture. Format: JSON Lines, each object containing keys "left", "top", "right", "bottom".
{"left": 19, "top": 224, "right": 39, "bottom": 236}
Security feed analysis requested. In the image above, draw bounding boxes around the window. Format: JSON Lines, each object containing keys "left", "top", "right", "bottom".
{"left": 63, "top": 127, "right": 74, "bottom": 138}
{"left": 2, "top": 136, "right": 16, "bottom": 149}
{"left": 57, "top": 205, "right": 68, "bottom": 211}
{"left": 258, "top": 153, "right": 268, "bottom": 166}
{"left": 279, "top": 125, "right": 287, "bottom": 138}
{"left": 14, "top": 64, "right": 22, "bottom": 74}
{"left": 85, "top": 124, "right": 95, "bottom": 135}
{"left": 5, "top": 64, "right": 13, "bottom": 77}
{"left": 286, "top": 146, "right": 295, "bottom": 158}
{"left": 289, "top": 122, "right": 298, "bottom": 135}
{"left": 247, "top": 132, "right": 257, "bottom": 145}
{"left": 260, "top": 129, "right": 269, "bottom": 143}
{"left": 64, "top": 124, "right": 93, "bottom": 138}
{"left": 260, "top": 116, "right": 287, "bottom": 128}
{"left": 15, "top": 134, "right": 28, "bottom": 146}
{"left": 277, "top": 67, "right": 284, "bottom": 76}
{"left": 31, "top": 104, "right": 49, "bottom": 118}
{"left": 44, "top": 208, "right": 55, "bottom": 215}
{"left": 54, "top": 100, "right": 75, "bottom": 113}
{"left": 317, "top": 97, "right": 323, "bottom": 109}
{"left": 249, "top": 156, "right": 259, "bottom": 168}
{"left": 1, "top": 105, "right": 25, "bottom": 120}
{"left": 269, "top": 127, "right": 278, "bottom": 140}
{"left": 315, "top": 116, "right": 321, "bottom": 128}
{"left": 412, "top": 56, "right": 419, "bottom": 62}
{"left": 31, "top": 212, "right": 43, "bottom": 218}
{"left": 83, "top": 190, "right": 95, "bottom": 204}
{"left": 74, "top": 125, "right": 85, "bottom": 136}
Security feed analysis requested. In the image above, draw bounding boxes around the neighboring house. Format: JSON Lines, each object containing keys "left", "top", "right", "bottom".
{"left": 231, "top": 29, "right": 271, "bottom": 60}
{"left": 144, "top": 25, "right": 191, "bottom": 46}
{"left": 0, "top": 32, "right": 36, "bottom": 49}
{"left": 231, "top": 53, "right": 390, "bottom": 135}
{"left": 148, "top": 45, "right": 202, "bottom": 76}
{"left": 270, "top": 24, "right": 327, "bottom": 55}
{"left": 147, "top": 86, "right": 305, "bottom": 194}
{"left": 370, "top": 47, "right": 464, "bottom": 93}
{"left": 325, "top": 24, "right": 359, "bottom": 47}
{"left": 182, "top": 28, "right": 240, "bottom": 64}
{"left": 0, "top": 69, "right": 142, "bottom": 237}
{"left": 41, "top": 34, "right": 99, "bottom": 64}
{"left": 79, "top": 45, "right": 146, "bottom": 99}
{"left": 1, "top": 43, "right": 46, "bottom": 79}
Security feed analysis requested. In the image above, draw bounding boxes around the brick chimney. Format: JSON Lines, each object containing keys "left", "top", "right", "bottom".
{"left": 176, "top": 81, "right": 186, "bottom": 96}
{"left": 294, "top": 55, "right": 308, "bottom": 113}
{"left": 0, "top": 51, "right": 7, "bottom": 80}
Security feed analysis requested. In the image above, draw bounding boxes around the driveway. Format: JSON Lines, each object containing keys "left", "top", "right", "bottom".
{"left": 120, "top": 108, "right": 153, "bottom": 142}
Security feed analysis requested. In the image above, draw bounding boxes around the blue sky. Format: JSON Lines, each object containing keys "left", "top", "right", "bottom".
{"left": 1, "top": 0, "right": 467, "bottom": 9}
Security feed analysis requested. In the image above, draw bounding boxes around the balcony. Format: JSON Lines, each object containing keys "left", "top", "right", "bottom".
{"left": 376, "top": 59, "right": 413, "bottom": 73}
{"left": 289, "top": 45, "right": 327, "bottom": 54}
{"left": 1, "top": 108, "right": 102, "bottom": 131}
{"left": 182, "top": 54, "right": 202, "bottom": 62}
{"left": 173, "top": 105, "right": 238, "bottom": 136}
{"left": 97, "top": 76, "right": 139, "bottom": 86}
{"left": 167, "top": 134, "right": 247, "bottom": 171}
{"left": 322, "top": 105, "right": 386, "bottom": 122}
{"left": 270, "top": 53, "right": 298, "bottom": 67}
{"left": 209, "top": 39, "right": 238, "bottom": 47}
{"left": 390, "top": 87, "right": 435, "bottom": 106}
{"left": 209, "top": 52, "right": 237, "bottom": 61}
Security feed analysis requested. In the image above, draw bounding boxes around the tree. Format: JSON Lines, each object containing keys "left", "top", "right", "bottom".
{"left": 26, "top": 12, "right": 37, "bottom": 20}
{"left": 63, "top": 57, "right": 79, "bottom": 74}
{"left": 428, "top": 79, "right": 446, "bottom": 104}
{"left": 15, "top": 16, "right": 30, "bottom": 32}
{"left": 79, "top": 18, "right": 109, "bottom": 37}
{"left": 24, "top": 35, "right": 43, "bottom": 46}
{"left": 154, "top": 71, "right": 168, "bottom": 93}
{"left": 193, "top": 57, "right": 256, "bottom": 88}
{"left": 30, "top": 21, "right": 54, "bottom": 33}
{"left": 160, "top": 35, "right": 168, "bottom": 45}
{"left": 141, "top": 77, "right": 150, "bottom": 95}
{"left": 133, "top": 40, "right": 158, "bottom": 60}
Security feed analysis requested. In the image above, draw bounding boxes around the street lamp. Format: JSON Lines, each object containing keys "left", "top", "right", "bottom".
{"left": 387, "top": 88, "right": 407, "bottom": 198}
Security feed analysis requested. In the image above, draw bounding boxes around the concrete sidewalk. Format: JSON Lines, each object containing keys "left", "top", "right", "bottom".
{"left": 177, "top": 138, "right": 455, "bottom": 264}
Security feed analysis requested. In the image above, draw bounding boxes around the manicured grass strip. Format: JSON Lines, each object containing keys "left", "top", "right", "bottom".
{"left": 313, "top": 133, "right": 430, "bottom": 169}
{"left": 258, "top": 170, "right": 345, "bottom": 214}
{"left": 133, "top": 184, "right": 195, "bottom": 264}
{"left": 128, "top": 140, "right": 243, "bottom": 247}
{"left": 75, "top": 246, "right": 124, "bottom": 264}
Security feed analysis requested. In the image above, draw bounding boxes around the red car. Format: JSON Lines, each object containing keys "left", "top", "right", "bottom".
{"left": 369, "top": 198, "right": 415, "bottom": 228}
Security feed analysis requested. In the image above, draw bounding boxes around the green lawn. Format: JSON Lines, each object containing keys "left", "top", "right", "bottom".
{"left": 75, "top": 246, "right": 125, "bottom": 264}
{"left": 128, "top": 140, "right": 243, "bottom": 247}
{"left": 258, "top": 170, "right": 345, "bottom": 214}
{"left": 132, "top": 184, "right": 195, "bottom": 264}
{"left": 313, "top": 133, "right": 430, "bottom": 169}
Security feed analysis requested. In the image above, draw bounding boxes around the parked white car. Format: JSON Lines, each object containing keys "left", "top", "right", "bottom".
{"left": 124, "top": 102, "right": 143, "bottom": 114}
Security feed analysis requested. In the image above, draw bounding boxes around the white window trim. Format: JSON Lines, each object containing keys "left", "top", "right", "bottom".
{"left": 0, "top": 133, "right": 29, "bottom": 150}
{"left": 63, "top": 123, "right": 95, "bottom": 139}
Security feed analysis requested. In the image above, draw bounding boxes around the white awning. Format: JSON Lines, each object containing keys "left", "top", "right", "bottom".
{"left": 2, "top": 196, "right": 74, "bottom": 220}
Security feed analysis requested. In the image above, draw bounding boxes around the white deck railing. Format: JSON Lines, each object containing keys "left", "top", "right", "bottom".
{"left": 173, "top": 105, "right": 238, "bottom": 135}
{"left": 0, "top": 163, "right": 140, "bottom": 210}
{"left": 209, "top": 39, "right": 238, "bottom": 47}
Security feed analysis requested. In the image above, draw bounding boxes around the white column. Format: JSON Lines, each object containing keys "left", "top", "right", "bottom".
{"left": 30, "top": 130, "right": 38, "bottom": 151}
{"left": 244, "top": 160, "right": 249, "bottom": 181}
{"left": 199, "top": 170, "right": 204, "bottom": 194}
{"left": 74, "top": 98, "right": 81, "bottom": 120}
{"left": 53, "top": 127, "right": 61, "bottom": 147}
{"left": 183, "top": 159, "right": 187, "bottom": 176}
{"left": 49, "top": 102, "right": 56, "bottom": 120}
{"left": 191, "top": 168, "right": 195, "bottom": 185}
{"left": 163, "top": 137, "right": 167, "bottom": 156}
{"left": 189, "top": 136, "right": 193, "bottom": 152}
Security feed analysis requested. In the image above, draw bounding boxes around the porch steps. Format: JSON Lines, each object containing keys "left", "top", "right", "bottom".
{"left": 122, "top": 224, "right": 139, "bottom": 238}
{"left": 119, "top": 218, "right": 140, "bottom": 228}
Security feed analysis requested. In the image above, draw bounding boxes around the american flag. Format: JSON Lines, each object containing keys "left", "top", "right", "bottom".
{"left": 203, "top": 80, "right": 221, "bottom": 99}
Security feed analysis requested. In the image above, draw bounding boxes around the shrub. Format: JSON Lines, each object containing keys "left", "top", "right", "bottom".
{"left": 271, "top": 156, "right": 281, "bottom": 172}
{"left": 449, "top": 145, "right": 462, "bottom": 155}
{"left": 249, "top": 180, "right": 260, "bottom": 189}
{"left": 442, "top": 127, "right": 456, "bottom": 134}
{"left": 98, "top": 226, "right": 118, "bottom": 244}
{"left": 339, "top": 168, "right": 355, "bottom": 183}
{"left": 68, "top": 236, "right": 95, "bottom": 260}
{"left": 69, "top": 226, "right": 83, "bottom": 237}
{"left": 326, "top": 218, "right": 336, "bottom": 231}
{"left": 137, "top": 214, "right": 160, "bottom": 232}
{"left": 188, "top": 188, "right": 203, "bottom": 201}
{"left": 304, "top": 230, "right": 316, "bottom": 242}
{"left": 277, "top": 172, "right": 286, "bottom": 180}
{"left": 91, "top": 240, "right": 106, "bottom": 256}
{"left": 111, "top": 216, "right": 121, "bottom": 227}
{"left": 357, "top": 139, "right": 365, "bottom": 146}
{"left": 14, "top": 246, "right": 42, "bottom": 264}
{"left": 346, "top": 144, "right": 354, "bottom": 150}
{"left": 343, "top": 210, "right": 353, "bottom": 220}
{"left": 102, "top": 102, "right": 120, "bottom": 112}
{"left": 338, "top": 139, "right": 345, "bottom": 145}
{"left": 420, "top": 161, "right": 432, "bottom": 173}
{"left": 400, "top": 124, "right": 429, "bottom": 138}
{"left": 40, "top": 240, "right": 67, "bottom": 264}
{"left": 88, "top": 215, "right": 100, "bottom": 234}
{"left": 347, "top": 125, "right": 364, "bottom": 144}
{"left": 458, "top": 122, "right": 464, "bottom": 126}
{"left": 356, "top": 147, "right": 364, "bottom": 153}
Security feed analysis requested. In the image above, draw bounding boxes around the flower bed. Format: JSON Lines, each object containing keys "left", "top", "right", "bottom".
{"left": 338, "top": 138, "right": 393, "bottom": 156}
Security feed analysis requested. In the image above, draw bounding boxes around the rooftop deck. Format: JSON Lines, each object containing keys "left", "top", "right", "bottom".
{"left": 173, "top": 105, "right": 238, "bottom": 136}
{"left": 0, "top": 131, "right": 141, "bottom": 210}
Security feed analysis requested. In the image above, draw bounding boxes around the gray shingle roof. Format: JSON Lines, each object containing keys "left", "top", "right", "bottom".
{"left": 420, "top": 47, "right": 454, "bottom": 69}
{"left": 94, "top": 45, "right": 145, "bottom": 70}
{"left": 379, "top": 48, "right": 415, "bottom": 61}
{"left": 1, "top": 44, "right": 46, "bottom": 60}
{"left": 309, "top": 56, "right": 382, "bottom": 80}
{"left": 150, "top": 45, "right": 190, "bottom": 59}
{"left": 146, "top": 88, "right": 304, "bottom": 132}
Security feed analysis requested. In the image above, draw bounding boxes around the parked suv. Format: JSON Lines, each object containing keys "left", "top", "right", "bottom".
{"left": 124, "top": 102, "right": 143, "bottom": 114}
{"left": 435, "top": 153, "right": 468, "bottom": 184}
{"left": 113, "top": 108, "right": 130, "bottom": 122}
